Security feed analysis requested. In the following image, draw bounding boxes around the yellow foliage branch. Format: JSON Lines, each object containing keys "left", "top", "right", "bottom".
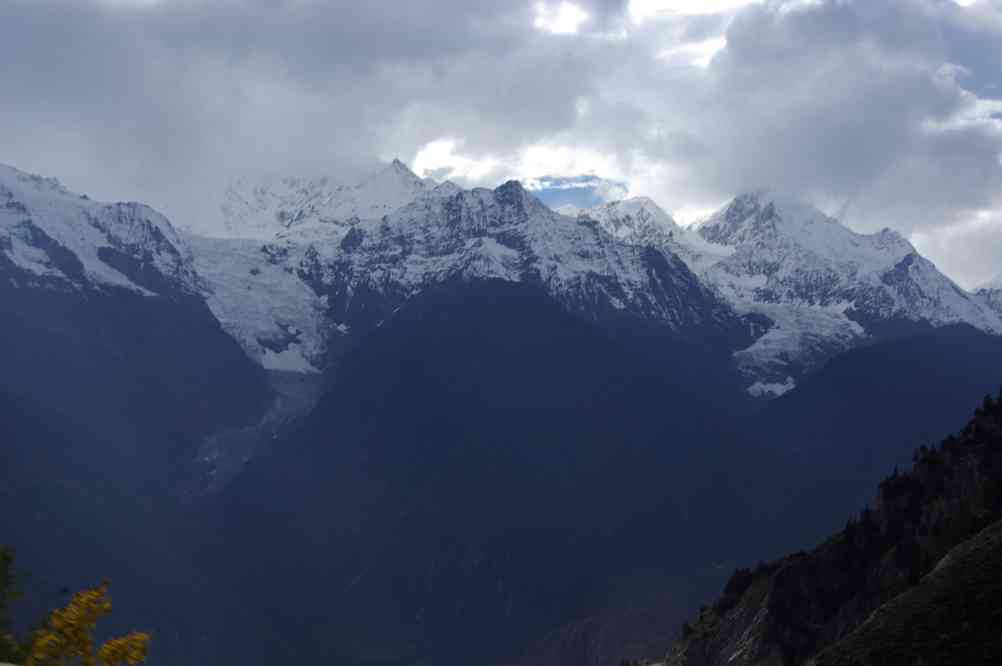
{"left": 25, "top": 582, "right": 150, "bottom": 666}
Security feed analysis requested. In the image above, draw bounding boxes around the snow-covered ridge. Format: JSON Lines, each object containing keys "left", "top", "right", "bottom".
{"left": 11, "top": 158, "right": 998, "bottom": 394}
{"left": 973, "top": 276, "right": 1002, "bottom": 324}
{"left": 577, "top": 197, "right": 681, "bottom": 244}
{"left": 291, "top": 179, "right": 742, "bottom": 336}
{"left": 571, "top": 196, "right": 731, "bottom": 273}
{"left": 694, "top": 190, "right": 996, "bottom": 327}
{"left": 0, "top": 163, "right": 198, "bottom": 295}
{"left": 193, "top": 162, "right": 749, "bottom": 373}
{"left": 576, "top": 190, "right": 1002, "bottom": 392}
{"left": 219, "top": 159, "right": 442, "bottom": 240}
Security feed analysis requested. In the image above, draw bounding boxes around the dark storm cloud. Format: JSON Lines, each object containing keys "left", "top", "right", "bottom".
{"left": 697, "top": 1, "right": 1002, "bottom": 213}
{"left": 0, "top": 0, "right": 607, "bottom": 225}
{"left": 696, "top": 0, "right": 1002, "bottom": 264}
{"left": 1, "top": 0, "right": 1001, "bottom": 283}
{"left": 563, "top": 0, "right": 1002, "bottom": 284}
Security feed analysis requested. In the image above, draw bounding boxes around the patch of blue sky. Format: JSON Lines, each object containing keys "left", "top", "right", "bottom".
{"left": 525, "top": 175, "right": 628, "bottom": 209}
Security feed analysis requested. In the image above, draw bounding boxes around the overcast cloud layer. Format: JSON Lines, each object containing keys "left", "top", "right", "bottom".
{"left": 2, "top": 0, "right": 1001, "bottom": 285}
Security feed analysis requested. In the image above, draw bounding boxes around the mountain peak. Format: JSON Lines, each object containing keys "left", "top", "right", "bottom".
{"left": 434, "top": 180, "right": 462, "bottom": 197}
{"left": 359, "top": 159, "right": 429, "bottom": 196}
{"left": 218, "top": 161, "right": 436, "bottom": 239}
{"left": 382, "top": 158, "right": 421, "bottom": 182}
{"left": 495, "top": 179, "right": 526, "bottom": 195}
{"left": 705, "top": 191, "right": 917, "bottom": 257}
{"left": 574, "top": 196, "right": 681, "bottom": 249}
{"left": 597, "top": 197, "right": 678, "bottom": 227}
{"left": 701, "top": 189, "right": 835, "bottom": 242}
{"left": 678, "top": 187, "right": 1001, "bottom": 391}
{"left": 490, "top": 180, "right": 552, "bottom": 220}
{"left": 0, "top": 163, "right": 71, "bottom": 199}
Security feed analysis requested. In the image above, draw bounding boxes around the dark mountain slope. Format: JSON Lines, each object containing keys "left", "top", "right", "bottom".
{"left": 663, "top": 389, "right": 1002, "bottom": 666}
{"left": 749, "top": 324, "right": 1002, "bottom": 543}
{"left": 0, "top": 387, "right": 220, "bottom": 666}
{"left": 0, "top": 269, "right": 270, "bottom": 665}
{"left": 810, "top": 518, "right": 1002, "bottom": 666}
{"left": 0, "top": 280, "right": 270, "bottom": 478}
{"left": 485, "top": 326, "right": 1002, "bottom": 666}
{"left": 204, "top": 278, "right": 797, "bottom": 666}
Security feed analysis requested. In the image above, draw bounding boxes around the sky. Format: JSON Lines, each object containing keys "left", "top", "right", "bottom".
{"left": 1, "top": 0, "right": 1001, "bottom": 286}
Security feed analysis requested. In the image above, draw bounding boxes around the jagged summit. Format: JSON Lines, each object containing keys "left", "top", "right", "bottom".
{"left": 973, "top": 275, "right": 1002, "bottom": 325}
{"left": 576, "top": 189, "right": 1002, "bottom": 394}
{"left": 0, "top": 163, "right": 71, "bottom": 197}
{"left": 0, "top": 162, "right": 198, "bottom": 295}
{"left": 575, "top": 196, "right": 681, "bottom": 243}
{"left": 572, "top": 195, "right": 730, "bottom": 285}
{"left": 685, "top": 190, "right": 1002, "bottom": 392}
{"left": 295, "top": 178, "right": 745, "bottom": 341}
{"left": 218, "top": 159, "right": 437, "bottom": 240}
{"left": 189, "top": 173, "right": 749, "bottom": 373}
{"left": 698, "top": 190, "right": 914, "bottom": 267}
{"left": 362, "top": 157, "right": 429, "bottom": 190}
{"left": 432, "top": 180, "right": 463, "bottom": 198}
{"left": 694, "top": 189, "right": 976, "bottom": 311}
{"left": 485, "top": 179, "right": 554, "bottom": 221}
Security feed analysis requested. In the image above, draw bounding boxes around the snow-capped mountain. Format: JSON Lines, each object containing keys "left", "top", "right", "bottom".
{"left": 0, "top": 162, "right": 273, "bottom": 497}
{"left": 570, "top": 197, "right": 728, "bottom": 273}
{"left": 577, "top": 189, "right": 997, "bottom": 392}
{"left": 202, "top": 165, "right": 1002, "bottom": 391}
{"left": 697, "top": 191, "right": 1001, "bottom": 389}
{"left": 10, "top": 157, "right": 998, "bottom": 401}
{"left": 0, "top": 164, "right": 199, "bottom": 295}
{"left": 219, "top": 159, "right": 441, "bottom": 240}
{"left": 576, "top": 190, "right": 1002, "bottom": 395}
{"left": 193, "top": 163, "right": 749, "bottom": 373}
{"left": 188, "top": 164, "right": 458, "bottom": 372}
{"left": 574, "top": 197, "right": 681, "bottom": 245}
{"left": 188, "top": 160, "right": 451, "bottom": 371}
{"left": 973, "top": 276, "right": 1002, "bottom": 320}
{"left": 296, "top": 180, "right": 744, "bottom": 340}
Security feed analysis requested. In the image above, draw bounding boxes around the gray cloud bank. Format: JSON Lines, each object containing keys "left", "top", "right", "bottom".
{"left": 1, "top": 0, "right": 1001, "bottom": 285}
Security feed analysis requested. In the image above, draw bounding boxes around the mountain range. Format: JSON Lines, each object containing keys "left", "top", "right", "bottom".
{"left": 3, "top": 159, "right": 1002, "bottom": 666}
{"left": 6, "top": 158, "right": 996, "bottom": 397}
{"left": 181, "top": 160, "right": 1002, "bottom": 398}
